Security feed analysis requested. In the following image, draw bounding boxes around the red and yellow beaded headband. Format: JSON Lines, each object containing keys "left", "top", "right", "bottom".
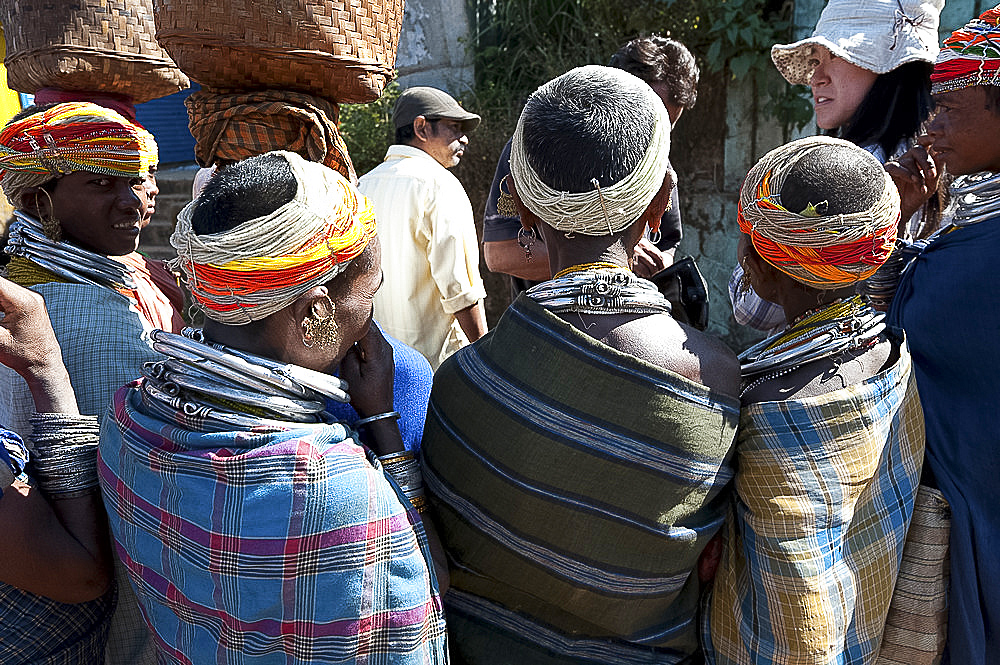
{"left": 170, "top": 151, "right": 376, "bottom": 324}
{"left": 0, "top": 101, "right": 153, "bottom": 179}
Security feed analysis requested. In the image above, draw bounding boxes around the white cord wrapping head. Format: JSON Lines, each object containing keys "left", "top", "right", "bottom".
{"left": 509, "top": 65, "right": 673, "bottom": 236}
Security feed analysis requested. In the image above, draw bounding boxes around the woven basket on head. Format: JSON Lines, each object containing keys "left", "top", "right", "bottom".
{"left": 0, "top": 0, "right": 189, "bottom": 104}
{"left": 153, "top": 0, "right": 404, "bottom": 104}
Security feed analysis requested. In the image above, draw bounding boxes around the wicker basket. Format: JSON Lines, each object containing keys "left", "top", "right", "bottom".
{"left": 153, "top": 0, "right": 404, "bottom": 104}
{"left": 0, "top": 0, "right": 189, "bottom": 104}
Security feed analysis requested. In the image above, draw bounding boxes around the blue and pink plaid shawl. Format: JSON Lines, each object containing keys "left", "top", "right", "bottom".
{"left": 98, "top": 382, "right": 448, "bottom": 664}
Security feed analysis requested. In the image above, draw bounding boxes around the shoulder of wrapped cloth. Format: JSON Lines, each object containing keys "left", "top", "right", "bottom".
{"left": 737, "top": 135, "right": 900, "bottom": 290}
{"left": 509, "top": 65, "right": 673, "bottom": 236}
{"left": 169, "top": 151, "right": 376, "bottom": 325}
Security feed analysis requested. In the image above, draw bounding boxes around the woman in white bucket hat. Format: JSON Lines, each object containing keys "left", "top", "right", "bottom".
{"left": 730, "top": 0, "right": 944, "bottom": 334}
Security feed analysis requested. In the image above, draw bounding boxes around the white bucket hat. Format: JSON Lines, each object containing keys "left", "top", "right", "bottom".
{"left": 771, "top": 0, "right": 943, "bottom": 85}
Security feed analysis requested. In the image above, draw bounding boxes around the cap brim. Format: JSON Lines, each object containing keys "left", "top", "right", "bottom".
{"left": 429, "top": 112, "right": 481, "bottom": 133}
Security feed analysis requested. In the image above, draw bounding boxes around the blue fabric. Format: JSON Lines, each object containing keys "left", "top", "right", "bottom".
{"left": 887, "top": 220, "right": 1000, "bottom": 665}
{"left": 325, "top": 323, "right": 432, "bottom": 453}
{"left": 99, "top": 383, "right": 448, "bottom": 664}
{"left": 0, "top": 582, "right": 116, "bottom": 665}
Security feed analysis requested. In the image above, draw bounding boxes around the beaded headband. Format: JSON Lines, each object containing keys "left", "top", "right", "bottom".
{"left": 170, "top": 151, "right": 377, "bottom": 324}
{"left": 738, "top": 136, "right": 900, "bottom": 290}
{"left": 509, "top": 65, "right": 672, "bottom": 236}
{"left": 931, "top": 5, "right": 1000, "bottom": 94}
{"left": 0, "top": 102, "right": 153, "bottom": 179}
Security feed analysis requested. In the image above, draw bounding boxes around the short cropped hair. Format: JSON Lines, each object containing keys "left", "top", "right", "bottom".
{"left": 609, "top": 35, "right": 700, "bottom": 108}
{"left": 519, "top": 67, "right": 658, "bottom": 193}
{"left": 779, "top": 143, "right": 884, "bottom": 216}
{"left": 191, "top": 153, "right": 297, "bottom": 235}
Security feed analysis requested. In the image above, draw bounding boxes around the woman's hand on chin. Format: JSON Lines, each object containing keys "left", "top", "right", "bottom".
{"left": 341, "top": 324, "right": 395, "bottom": 420}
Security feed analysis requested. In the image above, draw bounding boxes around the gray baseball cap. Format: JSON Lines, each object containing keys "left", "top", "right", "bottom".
{"left": 392, "top": 86, "right": 481, "bottom": 132}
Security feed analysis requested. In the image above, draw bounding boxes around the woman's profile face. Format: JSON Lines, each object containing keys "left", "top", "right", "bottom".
{"left": 808, "top": 46, "right": 879, "bottom": 130}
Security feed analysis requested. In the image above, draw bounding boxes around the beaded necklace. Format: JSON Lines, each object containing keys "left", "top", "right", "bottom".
{"left": 140, "top": 328, "right": 350, "bottom": 433}
{"left": 739, "top": 295, "right": 885, "bottom": 398}
{"left": 526, "top": 264, "right": 672, "bottom": 316}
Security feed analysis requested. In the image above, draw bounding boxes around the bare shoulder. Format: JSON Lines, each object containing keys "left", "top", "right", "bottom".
{"left": 595, "top": 313, "right": 740, "bottom": 396}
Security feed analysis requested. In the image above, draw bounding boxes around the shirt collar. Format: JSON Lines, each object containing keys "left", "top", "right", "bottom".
{"left": 384, "top": 143, "right": 444, "bottom": 166}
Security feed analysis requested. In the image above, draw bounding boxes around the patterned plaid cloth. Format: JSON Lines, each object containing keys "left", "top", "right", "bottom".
{"left": 727, "top": 265, "right": 786, "bottom": 334}
{"left": 98, "top": 382, "right": 448, "bottom": 664}
{"left": 186, "top": 89, "right": 356, "bottom": 182}
{"left": 706, "top": 340, "right": 925, "bottom": 665}
{"left": 0, "top": 281, "right": 162, "bottom": 664}
{"left": 0, "top": 563, "right": 116, "bottom": 664}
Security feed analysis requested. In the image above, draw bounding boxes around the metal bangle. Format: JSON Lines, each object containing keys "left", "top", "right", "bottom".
{"left": 355, "top": 411, "right": 400, "bottom": 427}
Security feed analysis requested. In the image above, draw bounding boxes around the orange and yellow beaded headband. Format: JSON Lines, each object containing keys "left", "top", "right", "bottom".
{"left": 170, "top": 151, "right": 377, "bottom": 324}
{"left": 737, "top": 136, "right": 899, "bottom": 289}
{"left": 0, "top": 101, "right": 154, "bottom": 179}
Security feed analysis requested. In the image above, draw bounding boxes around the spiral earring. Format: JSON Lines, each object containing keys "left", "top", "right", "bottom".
{"left": 34, "top": 189, "right": 63, "bottom": 242}
{"left": 301, "top": 296, "right": 339, "bottom": 350}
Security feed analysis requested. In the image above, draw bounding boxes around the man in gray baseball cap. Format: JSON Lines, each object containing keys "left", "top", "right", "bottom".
{"left": 357, "top": 86, "right": 487, "bottom": 369}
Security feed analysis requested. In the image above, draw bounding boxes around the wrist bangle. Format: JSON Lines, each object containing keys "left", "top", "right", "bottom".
{"left": 355, "top": 411, "right": 400, "bottom": 427}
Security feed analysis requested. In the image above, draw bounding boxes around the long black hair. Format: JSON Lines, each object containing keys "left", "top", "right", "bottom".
{"left": 837, "top": 60, "right": 933, "bottom": 158}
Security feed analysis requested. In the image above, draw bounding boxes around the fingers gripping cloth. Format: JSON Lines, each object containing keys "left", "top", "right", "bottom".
{"left": 0, "top": 101, "right": 156, "bottom": 207}
{"left": 509, "top": 65, "right": 672, "bottom": 236}
{"left": 931, "top": 5, "right": 1000, "bottom": 94}
{"left": 737, "top": 136, "right": 900, "bottom": 289}
{"left": 170, "top": 151, "right": 376, "bottom": 324}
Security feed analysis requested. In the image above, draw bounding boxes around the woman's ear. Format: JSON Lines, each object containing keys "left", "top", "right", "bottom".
{"left": 639, "top": 170, "right": 674, "bottom": 229}
{"left": 744, "top": 242, "right": 783, "bottom": 302}
{"left": 20, "top": 187, "right": 46, "bottom": 217}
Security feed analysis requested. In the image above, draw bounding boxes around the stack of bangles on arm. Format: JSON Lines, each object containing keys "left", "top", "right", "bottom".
{"left": 29, "top": 412, "right": 101, "bottom": 499}
{"left": 373, "top": 443, "right": 428, "bottom": 515}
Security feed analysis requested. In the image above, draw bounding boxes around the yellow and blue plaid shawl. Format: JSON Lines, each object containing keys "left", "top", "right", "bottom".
{"left": 706, "top": 341, "right": 924, "bottom": 665}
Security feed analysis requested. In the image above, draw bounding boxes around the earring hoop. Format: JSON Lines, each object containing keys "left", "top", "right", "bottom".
{"left": 517, "top": 226, "right": 536, "bottom": 262}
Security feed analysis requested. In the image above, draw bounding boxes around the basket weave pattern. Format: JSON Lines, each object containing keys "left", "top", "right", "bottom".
{"left": 154, "top": 0, "right": 404, "bottom": 104}
{"left": 0, "top": 0, "right": 188, "bottom": 103}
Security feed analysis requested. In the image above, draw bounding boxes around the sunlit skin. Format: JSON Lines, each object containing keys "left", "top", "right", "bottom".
{"left": 808, "top": 45, "right": 879, "bottom": 130}
{"left": 924, "top": 86, "right": 1000, "bottom": 176}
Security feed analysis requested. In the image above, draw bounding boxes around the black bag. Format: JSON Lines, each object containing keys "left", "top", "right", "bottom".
{"left": 649, "top": 256, "right": 710, "bottom": 331}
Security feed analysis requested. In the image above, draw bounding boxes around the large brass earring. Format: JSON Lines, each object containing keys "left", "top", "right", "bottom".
{"left": 301, "top": 296, "right": 339, "bottom": 350}
{"left": 34, "top": 189, "right": 62, "bottom": 242}
{"left": 497, "top": 175, "right": 518, "bottom": 218}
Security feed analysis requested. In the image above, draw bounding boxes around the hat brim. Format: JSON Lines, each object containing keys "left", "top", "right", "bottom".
{"left": 771, "top": 37, "right": 872, "bottom": 86}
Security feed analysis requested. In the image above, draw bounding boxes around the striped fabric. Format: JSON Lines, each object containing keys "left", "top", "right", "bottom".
{"left": 706, "top": 341, "right": 925, "bottom": 665}
{"left": 98, "top": 382, "right": 448, "bottom": 665}
{"left": 422, "top": 295, "right": 740, "bottom": 663}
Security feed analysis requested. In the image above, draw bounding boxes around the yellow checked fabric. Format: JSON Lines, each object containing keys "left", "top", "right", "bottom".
{"left": 707, "top": 345, "right": 925, "bottom": 665}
